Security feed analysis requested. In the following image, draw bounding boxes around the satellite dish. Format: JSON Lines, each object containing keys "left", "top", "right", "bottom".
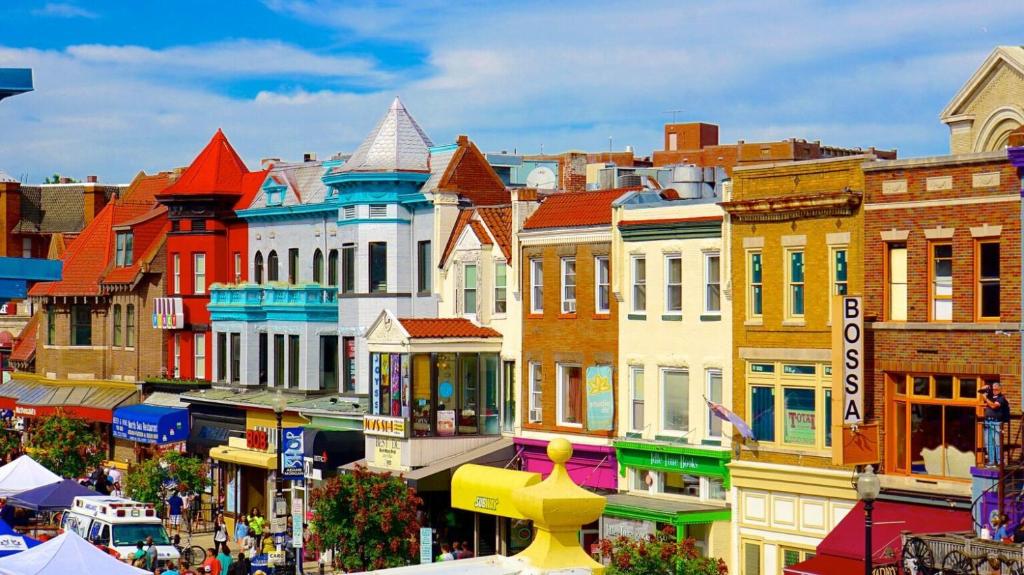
{"left": 525, "top": 166, "right": 556, "bottom": 190}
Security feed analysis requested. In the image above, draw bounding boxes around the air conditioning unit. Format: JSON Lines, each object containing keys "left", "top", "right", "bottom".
{"left": 529, "top": 408, "right": 542, "bottom": 422}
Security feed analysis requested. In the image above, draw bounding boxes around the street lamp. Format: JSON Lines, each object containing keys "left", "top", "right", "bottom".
{"left": 273, "top": 391, "right": 287, "bottom": 499}
{"left": 856, "top": 465, "right": 881, "bottom": 575}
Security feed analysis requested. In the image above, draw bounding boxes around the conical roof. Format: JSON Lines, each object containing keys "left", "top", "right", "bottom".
{"left": 339, "top": 97, "right": 433, "bottom": 173}
{"left": 160, "top": 129, "right": 249, "bottom": 196}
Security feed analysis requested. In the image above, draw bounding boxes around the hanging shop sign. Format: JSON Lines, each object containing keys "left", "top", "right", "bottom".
{"left": 280, "top": 427, "right": 304, "bottom": 479}
{"left": 832, "top": 295, "right": 864, "bottom": 425}
{"left": 585, "top": 365, "right": 614, "bottom": 432}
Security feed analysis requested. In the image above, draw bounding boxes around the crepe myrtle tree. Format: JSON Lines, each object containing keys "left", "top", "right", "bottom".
{"left": 123, "top": 452, "right": 209, "bottom": 510}
{"left": 596, "top": 527, "right": 728, "bottom": 575}
{"left": 309, "top": 464, "right": 423, "bottom": 571}
{"left": 25, "top": 411, "right": 103, "bottom": 479}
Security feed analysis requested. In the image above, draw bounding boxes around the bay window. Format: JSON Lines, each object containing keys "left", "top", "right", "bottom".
{"left": 746, "top": 361, "right": 833, "bottom": 449}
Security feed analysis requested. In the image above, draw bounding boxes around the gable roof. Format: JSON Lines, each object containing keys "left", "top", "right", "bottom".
{"left": 424, "top": 136, "right": 510, "bottom": 206}
{"left": 9, "top": 312, "right": 38, "bottom": 364}
{"left": 942, "top": 46, "right": 1024, "bottom": 120}
{"left": 249, "top": 161, "right": 328, "bottom": 209}
{"left": 337, "top": 97, "right": 433, "bottom": 173}
{"left": 121, "top": 171, "right": 177, "bottom": 204}
{"left": 398, "top": 318, "right": 501, "bottom": 339}
{"left": 159, "top": 129, "right": 250, "bottom": 197}
{"left": 522, "top": 188, "right": 635, "bottom": 230}
{"left": 438, "top": 205, "right": 513, "bottom": 269}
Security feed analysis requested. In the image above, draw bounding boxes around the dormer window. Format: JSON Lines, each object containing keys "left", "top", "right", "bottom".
{"left": 115, "top": 232, "right": 133, "bottom": 267}
{"left": 266, "top": 185, "right": 286, "bottom": 206}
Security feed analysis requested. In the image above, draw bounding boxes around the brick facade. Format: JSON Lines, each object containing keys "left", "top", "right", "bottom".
{"left": 725, "top": 156, "right": 871, "bottom": 471}
{"left": 520, "top": 241, "right": 618, "bottom": 437}
{"left": 863, "top": 153, "right": 1021, "bottom": 477}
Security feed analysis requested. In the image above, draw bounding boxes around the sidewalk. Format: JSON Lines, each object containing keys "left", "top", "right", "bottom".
{"left": 184, "top": 531, "right": 329, "bottom": 574}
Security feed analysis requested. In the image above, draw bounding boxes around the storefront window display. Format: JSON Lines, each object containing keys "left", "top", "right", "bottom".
{"left": 888, "top": 373, "right": 982, "bottom": 480}
{"left": 370, "top": 352, "right": 500, "bottom": 437}
{"left": 746, "top": 361, "right": 833, "bottom": 450}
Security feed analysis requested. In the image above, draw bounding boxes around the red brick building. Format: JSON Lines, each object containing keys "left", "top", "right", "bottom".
{"left": 652, "top": 122, "right": 896, "bottom": 174}
{"left": 862, "top": 152, "right": 1020, "bottom": 499}
{"left": 154, "top": 130, "right": 266, "bottom": 381}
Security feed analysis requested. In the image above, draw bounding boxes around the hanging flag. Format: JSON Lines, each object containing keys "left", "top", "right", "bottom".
{"left": 706, "top": 398, "right": 755, "bottom": 440}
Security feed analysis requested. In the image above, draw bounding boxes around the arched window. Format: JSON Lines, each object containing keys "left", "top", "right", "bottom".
{"left": 313, "top": 249, "right": 324, "bottom": 284}
{"left": 267, "top": 250, "right": 279, "bottom": 282}
{"left": 254, "top": 251, "right": 264, "bottom": 284}
{"left": 112, "top": 304, "right": 122, "bottom": 347}
{"left": 328, "top": 249, "right": 339, "bottom": 287}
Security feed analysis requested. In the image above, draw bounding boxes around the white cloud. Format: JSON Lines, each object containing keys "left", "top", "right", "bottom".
{"left": 32, "top": 2, "right": 97, "bottom": 19}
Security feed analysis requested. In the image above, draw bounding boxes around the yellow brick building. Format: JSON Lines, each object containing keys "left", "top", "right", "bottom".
{"left": 721, "top": 155, "right": 878, "bottom": 575}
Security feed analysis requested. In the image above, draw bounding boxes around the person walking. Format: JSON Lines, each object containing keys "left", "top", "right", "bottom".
{"left": 167, "top": 490, "right": 184, "bottom": 536}
{"left": 233, "top": 516, "right": 249, "bottom": 546}
{"left": 247, "top": 508, "right": 265, "bottom": 550}
{"left": 216, "top": 544, "right": 232, "bottom": 575}
{"left": 981, "top": 382, "right": 1011, "bottom": 467}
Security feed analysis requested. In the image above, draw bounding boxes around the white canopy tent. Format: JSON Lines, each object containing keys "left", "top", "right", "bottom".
{"left": 0, "top": 530, "right": 149, "bottom": 575}
{"left": 0, "top": 456, "right": 61, "bottom": 497}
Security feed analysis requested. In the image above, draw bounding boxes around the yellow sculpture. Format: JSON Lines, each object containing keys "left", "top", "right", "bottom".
{"left": 452, "top": 438, "right": 606, "bottom": 574}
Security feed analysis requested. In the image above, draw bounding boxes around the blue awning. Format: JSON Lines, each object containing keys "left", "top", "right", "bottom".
{"left": 112, "top": 404, "right": 189, "bottom": 445}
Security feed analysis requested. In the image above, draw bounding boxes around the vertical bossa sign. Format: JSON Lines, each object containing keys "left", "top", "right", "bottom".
{"left": 841, "top": 296, "right": 864, "bottom": 424}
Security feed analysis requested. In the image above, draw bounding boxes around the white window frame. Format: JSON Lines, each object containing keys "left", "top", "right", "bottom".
{"left": 234, "top": 252, "right": 242, "bottom": 284}
{"left": 706, "top": 368, "right": 723, "bottom": 439}
{"left": 193, "top": 253, "right": 207, "bottom": 295}
{"left": 560, "top": 257, "right": 576, "bottom": 314}
{"left": 173, "top": 334, "right": 181, "bottom": 378}
{"left": 556, "top": 362, "right": 583, "bottom": 428}
{"left": 664, "top": 254, "right": 682, "bottom": 315}
{"left": 630, "top": 366, "right": 645, "bottom": 433}
{"left": 530, "top": 259, "right": 543, "bottom": 314}
{"left": 594, "top": 256, "right": 610, "bottom": 314}
{"left": 194, "top": 332, "right": 206, "bottom": 380}
{"left": 493, "top": 260, "right": 507, "bottom": 316}
{"left": 660, "top": 367, "right": 689, "bottom": 435}
{"left": 173, "top": 253, "right": 181, "bottom": 294}
{"left": 528, "top": 362, "right": 543, "bottom": 423}
{"left": 631, "top": 255, "right": 646, "bottom": 313}
{"left": 703, "top": 252, "right": 721, "bottom": 315}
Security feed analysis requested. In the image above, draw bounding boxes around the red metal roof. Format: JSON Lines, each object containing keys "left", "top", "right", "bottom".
{"left": 159, "top": 129, "right": 250, "bottom": 198}
{"left": 9, "top": 314, "right": 38, "bottom": 363}
{"left": 398, "top": 318, "right": 501, "bottom": 339}
{"left": 522, "top": 188, "right": 636, "bottom": 230}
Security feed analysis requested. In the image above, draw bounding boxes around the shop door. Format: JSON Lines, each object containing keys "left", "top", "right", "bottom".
{"left": 242, "top": 467, "right": 266, "bottom": 517}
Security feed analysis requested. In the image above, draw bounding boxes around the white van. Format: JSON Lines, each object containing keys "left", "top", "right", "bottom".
{"left": 60, "top": 496, "right": 180, "bottom": 564}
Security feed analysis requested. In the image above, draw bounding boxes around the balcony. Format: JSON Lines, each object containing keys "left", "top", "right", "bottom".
{"left": 902, "top": 531, "right": 1024, "bottom": 575}
{"left": 208, "top": 283, "right": 338, "bottom": 323}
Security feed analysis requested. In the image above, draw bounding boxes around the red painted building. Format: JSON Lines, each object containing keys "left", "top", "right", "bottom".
{"left": 155, "top": 130, "right": 266, "bottom": 380}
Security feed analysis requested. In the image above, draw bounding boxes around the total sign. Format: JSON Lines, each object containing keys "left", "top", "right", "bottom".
{"left": 840, "top": 296, "right": 864, "bottom": 425}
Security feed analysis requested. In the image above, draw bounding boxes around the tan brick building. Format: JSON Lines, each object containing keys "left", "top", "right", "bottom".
{"left": 25, "top": 172, "right": 175, "bottom": 382}
{"left": 722, "top": 155, "right": 881, "bottom": 574}
{"left": 516, "top": 188, "right": 626, "bottom": 552}
{"left": 941, "top": 46, "right": 1024, "bottom": 154}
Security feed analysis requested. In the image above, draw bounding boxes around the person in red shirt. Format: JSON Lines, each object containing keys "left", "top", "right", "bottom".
{"left": 201, "top": 547, "right": 222, "bottom": 575}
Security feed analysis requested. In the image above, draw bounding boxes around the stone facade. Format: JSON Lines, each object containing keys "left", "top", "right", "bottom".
{"left": 942, "top": 46, "right": 1024, "bottom": 154}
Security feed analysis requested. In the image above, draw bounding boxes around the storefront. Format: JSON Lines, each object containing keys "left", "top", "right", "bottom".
{"left": 515, "top": 438, "right": 618, "bottom": 491}
{"left": 111, "top": 404, "right": 189, "bottom": 464}
{"left": 605, "top": 440, "right": 731, "bottom": 554}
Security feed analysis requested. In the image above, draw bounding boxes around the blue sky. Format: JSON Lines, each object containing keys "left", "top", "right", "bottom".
{"left": 0, "top": 0, "right": 1022, "bottom": 182}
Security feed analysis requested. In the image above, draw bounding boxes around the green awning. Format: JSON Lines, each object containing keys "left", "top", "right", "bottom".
{"left": 603, "top": 493, "right": 730, "bottom": 527}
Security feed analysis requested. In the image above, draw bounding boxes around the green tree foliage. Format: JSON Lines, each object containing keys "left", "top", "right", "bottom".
{"left": 596, "top": 528, "right": 728, "bottom": 575}
{"left": 309, "top": 465, "right": 423, "bottom": 571}
{"left": 0, "top": 429, "right": 22, "bottom": 462}
{"left": 123, "top": 452, "right": 209, "bottom": 507}
{"left": 25, "top": 413, "right": 103, "bottom": 479}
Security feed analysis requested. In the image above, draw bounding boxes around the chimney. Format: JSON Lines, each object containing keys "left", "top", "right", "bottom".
{"left": 59, "top": 177, "right": 72, "bottom": 184}
{"left": 0, "top": 178, "right": 21, "bottom": 257}
{"left": 457, "top": 134, "right": 469, "bottom": 146}
{"left": 561, "top": 152, "right": 587, "bottom": 193}
{"left": 303, "top": 152, "right": 317, "bottom": 163}
{"left": 86, "top": 175, "right": 98, "bottom": 183}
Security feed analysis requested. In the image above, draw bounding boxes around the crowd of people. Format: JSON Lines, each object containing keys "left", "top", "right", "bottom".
{"left": 436, "top": 540, "right": 475, "bottom": 562}
{"left": 133, "top": 541, "right": 248, "bottom": 575}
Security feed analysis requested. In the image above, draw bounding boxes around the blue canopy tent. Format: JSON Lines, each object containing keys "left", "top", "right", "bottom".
{"left": 0, "top": 517, "right": 38, "bottom": 557}
{"left": 112, "top": 405, "right": 189, "bottom": 445}
{"left": 6, "top": 480, "right": 96, "bottom": 513}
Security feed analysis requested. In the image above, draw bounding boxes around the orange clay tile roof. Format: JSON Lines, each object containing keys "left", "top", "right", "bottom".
{"left": 522, "top": 188, "right": 637, "bottom": 230}
{"left": 477, "top": 206, "right": 512, "bottom": 262}
{"left": 468, "top": 220, "right": 492, "bottom": 245}
{"left": 159, "top": 129, "right": 251, "bottom": 198}
{"left": 9, "top": 313, "right": 38, "bottom": 363}
{"left": 122, "top": 172, "right": 176, "bottom": 204}
{"left": 398, "top": 318, "right": 501, "bottom": 339}
{"left": 103, "top": 207, "right": 169, "bottom": 286}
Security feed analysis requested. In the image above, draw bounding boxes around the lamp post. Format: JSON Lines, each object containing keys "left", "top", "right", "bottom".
{"left": 856, "top": 465, "right": 881, "bottom": 575}
{"left": 272, "top": 389, "right": 287, "bottom": 549}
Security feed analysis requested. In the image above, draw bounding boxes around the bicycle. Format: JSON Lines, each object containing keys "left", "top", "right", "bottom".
{"left": 171, "top": 524, "right": 206, "bottom": 566}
